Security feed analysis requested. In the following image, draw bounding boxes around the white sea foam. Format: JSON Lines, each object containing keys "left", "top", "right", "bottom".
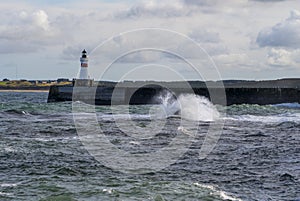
{"left": 129, "top": 141, "right": 140, "bottom": 145}
{"left": 0, "top": 192, "right": 12, "bottom": 196}
{"left": 1, "top": 183, "right": 18, "bottom": 187}
{"left": 272, "top": 102, "right": 300, "bottom": 108}
{"left": 100, "top": 113, "right": 151, "bottom": 121}
{"left": 102, "top": 188, "right": 113, "bottom": 194}
{"left": 91, "top": 92, "right": 220, "bottom": 122}
{"left": 226, "top": 113, "right": 300, "bottom": 123}
{"left": 4, "top": 147, "right": 17, "bottom": 153}
{"left": 194, "top": 183, "right": 243, "bottom": 201}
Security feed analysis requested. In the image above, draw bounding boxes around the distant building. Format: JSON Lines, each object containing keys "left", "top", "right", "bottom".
{"left": 57, "top": 78, "right": 69, "bottom": 83}
{"left": 37, "top": 80, "right": 49, "bottom": 84}
{"left": 28, "top": 80, "right": 38, "bottom": 85}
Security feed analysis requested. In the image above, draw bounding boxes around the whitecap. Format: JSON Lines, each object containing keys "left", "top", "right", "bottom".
{"left": 0, "top": 183, "right": 18, "bottom": 187}
{"left": 272, "top": 102, "right": 300, "bottom": 109}
{"left": 102, "top": 188, "right": 113, "bottom": 194}
{"left": 129, "top": 141, "right": 140, "bottom": 145}
{"left": 0, "top": 192, "right": 12, "bottom": 196}
{"left": 194, "top": 183, "right": 243, "bottom": 201}
{"left": 225, "top": 113, "right": 300, "bottom": 123}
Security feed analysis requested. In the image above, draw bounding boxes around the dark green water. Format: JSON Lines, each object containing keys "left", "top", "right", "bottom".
{"left": 0, "top": 92, "right": 299, "bottom": 201}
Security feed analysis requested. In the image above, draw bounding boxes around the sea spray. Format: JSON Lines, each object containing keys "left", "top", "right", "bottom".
{"left": 154, "top": 90, "right": 179, "bottom": 118}
{"left": 155, "top": 90, "right": 220, "bottom": 121}
{"left": 178, "top": 94, "right": 220, "bottom": 121}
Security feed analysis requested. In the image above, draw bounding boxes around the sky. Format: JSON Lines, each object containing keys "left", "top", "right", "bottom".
{"left": 0, "top": 0, "right": 300, "bottom": 81}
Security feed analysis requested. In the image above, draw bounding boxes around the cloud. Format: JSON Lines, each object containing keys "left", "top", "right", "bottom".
{"left": 1, "top": 10, "right": 51, "bottom": 35}
{"left": 116, "top": 50, "right": 164, "bottom": 63}
{"left": 1, "top": 0, "right": 300, "bottom": 80}
{"left": 116, "top": 0, "right": 247, "bottom": 19}
{"left": 116, "top": 0, "right": 188, "bottom": 18}
{"left": 0, "top": 40, "right": 38, "bottom": 54}
{"left": 61, "top": 43, "right": 98, "bottom": 61}
{"left": 215, "top": 53, "right": 249, "bottom": 65}
{"left": 0, "top": 9, "right": 63, "bottom": 53}
{"left": 187, "top": 29, "right": 228, "bottom": 56}
{"left": 267, "top": 48, "right": 293, "bottom": 66}
{"left": 250, "top": 0, "right": 286, "bottom": 2}
{"left": 267, "top": 48, "right": 300, "bottom": 67}
{"left": 183, "top": 0, "right": 224, "bottom": 6}
{"left": 89, "top": 29, "right": 186, "bottom": 62}
{"left": 32, "top": 10, "right": 50, "bottom": 31}
{"left": 256, "top": 10, "right": 300, "bottom": 48}
{"left": 189, "top": 29, "right": 220, "bottom": 43}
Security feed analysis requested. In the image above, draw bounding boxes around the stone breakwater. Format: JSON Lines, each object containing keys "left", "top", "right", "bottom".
{"left": 47, "top": 79, "right": 300, "bottom": 106}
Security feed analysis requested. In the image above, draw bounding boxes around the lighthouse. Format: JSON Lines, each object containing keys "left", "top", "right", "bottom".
{"left": 79, "top": 49, "right": 89, "bottom": 79}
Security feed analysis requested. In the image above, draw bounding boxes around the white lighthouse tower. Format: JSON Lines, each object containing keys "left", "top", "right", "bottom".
{"left": 79, "top": 49, "right": 89, "bottom": 79}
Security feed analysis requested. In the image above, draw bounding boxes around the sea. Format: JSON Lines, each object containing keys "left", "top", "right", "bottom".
{"left": 0, "top": 91, "right": 299, "bottom": 201}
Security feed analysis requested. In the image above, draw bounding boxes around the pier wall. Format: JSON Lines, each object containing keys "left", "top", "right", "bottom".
{"left": 47, "top": 85, "right": 300, "bottom": 106}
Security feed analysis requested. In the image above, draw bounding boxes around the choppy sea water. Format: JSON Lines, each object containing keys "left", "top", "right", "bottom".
{"left": 0, "top": 92, "right": 299, "bottom": 201}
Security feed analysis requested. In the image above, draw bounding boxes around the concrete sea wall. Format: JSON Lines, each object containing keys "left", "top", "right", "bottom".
{"left": 47, "top": 84, "right": 300, "bottom": 106}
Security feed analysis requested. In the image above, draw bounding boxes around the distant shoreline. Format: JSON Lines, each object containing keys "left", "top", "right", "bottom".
{"left": 0, "top": 86, "right": 50, "bottom": 92}
{"left": 0, "top": 80, "right": 72, "bottom": 92}
{"left": 0, "top": 89, "right": 49, "bottom": 92}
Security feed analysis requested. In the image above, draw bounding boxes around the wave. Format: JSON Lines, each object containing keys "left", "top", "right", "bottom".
{"left": 194, "top": 183, "right": 243, "bottom": 201}
{"left": 155, "top": 91, "right": 220, "bottom": 121}
{"left": 272, "top": 102, "right": 300, "bottom": 109}
{"left": 224, "top": 102, "right": 300, "bottom": 123}
{"left": 93, "top": 93, "right": 220, "bottom": 122}
{"left": 98, "top": 113, "right": 152, "bottom": 121}
{"left": 3, "top": 109, "right": 32, "bottom": 116}
{"left": 52, "top": 167, "right": 83, "bottom": 176}
{"left": 0, "top": 192, "right": 13, "bottom": 196}
{"left": 225, "top": 113, "right": 300, "bottom": 123}
{"left": 0, "top": 183, "right": 19, "bottom": 187}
